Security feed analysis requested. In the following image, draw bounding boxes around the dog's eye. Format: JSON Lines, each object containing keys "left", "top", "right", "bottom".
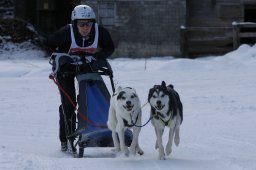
{"left": 122, "top": 97, "right": 126, "bottom": 100}
{"left": 131, "top": 95, "right": 136, "bottom": 99}
{"left": 161, "top": 94, "right": 165, "bottom": 98}
{"left": 152, "top": 95, "right": 156, "bottom": 98}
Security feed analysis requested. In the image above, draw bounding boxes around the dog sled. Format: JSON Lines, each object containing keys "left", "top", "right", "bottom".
{"left": 49, "top": 53, "right": 132, "bottom": 158}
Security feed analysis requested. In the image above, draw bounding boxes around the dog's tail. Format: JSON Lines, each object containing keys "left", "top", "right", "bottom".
{"left": 179, "top": 102, "right": 183, "bottom": 124}
{"left": 166, "top": 85, "right": 183, "bottom": 124}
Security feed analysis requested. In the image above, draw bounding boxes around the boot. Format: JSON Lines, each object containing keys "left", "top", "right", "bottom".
{"left": 61, "top": 141, "right": 67, "bottom": 152}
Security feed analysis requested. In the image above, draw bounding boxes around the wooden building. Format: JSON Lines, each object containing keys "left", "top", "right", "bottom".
{"left": 14, "top": 0, "right": 256, "bottom": 58}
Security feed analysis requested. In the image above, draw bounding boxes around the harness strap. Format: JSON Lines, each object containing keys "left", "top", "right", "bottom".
{"left": 153, "top": 110, "right": 174, "bottom": 127}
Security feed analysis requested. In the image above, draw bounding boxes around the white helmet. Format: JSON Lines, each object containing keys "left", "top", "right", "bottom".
{"left": 71, "top": 5, "right": 96, "bottom": 21}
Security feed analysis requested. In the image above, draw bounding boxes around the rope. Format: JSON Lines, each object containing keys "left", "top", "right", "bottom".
{"left": 130, "top": 116, "right": 153, "bottom": 128}
{"left": 127, "top": 102, "right": 153, "bottom": 128}
{"left": 49, "top": 74, "right": 107, "bottom": 128}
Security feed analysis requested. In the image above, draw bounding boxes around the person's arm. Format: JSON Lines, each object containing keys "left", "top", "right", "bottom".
{"left": 94, "top": 26, "right": 115, "bottom": 59}
{"left": 43, "top": 25, "right": 71, "bottom": 54}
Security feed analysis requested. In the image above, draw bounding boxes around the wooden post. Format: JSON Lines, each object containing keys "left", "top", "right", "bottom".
{"left": 232, "top": 22, "right": 239, "bottom": 49}
{"left": 180, "top": 25, "right": 188, "bottom": 58}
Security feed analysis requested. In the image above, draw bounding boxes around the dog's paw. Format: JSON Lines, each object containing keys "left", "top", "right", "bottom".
{"left": 166, "top": 141, "right": 173, "bottom": 155}
{"left": 133, "top": 145, "right": 144, "bottom": 155}
{"left": 137, "top": 149, "right": 144, "bottom": 155}
{"left": 158, "top": 153, "right": 166, "bottom": 160}
{"left": 158, "top": 148, "right": 165, "bottom": 160}
{"left": 165, "top": 147, "right": 172, "bottom": 156}
{"left": 124, "top": 147, "right": 130, "bottom": 157}
{"left": 130, "top": 146, "right": 136, "bottom": 156}
{"left": 116, "top": 148, "right": 129, "bottom": 157}
{"left": 155, "top": 141, "right": 159, "bottom": 149}
{"left": 124, "top": 151, "right": 129, "bottom": 157}
{"left": 174, "top": 135, "right": 180, "bottom": 146}
{"left": 112, "top": 147, "right": 121, "bottom": 153}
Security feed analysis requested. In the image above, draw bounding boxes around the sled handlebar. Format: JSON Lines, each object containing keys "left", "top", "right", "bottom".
{"left": 59, "top": 66, "right": 112, "bottom": 76}
{"left": 49, "top": 52, "right": 115, "bottom": 92}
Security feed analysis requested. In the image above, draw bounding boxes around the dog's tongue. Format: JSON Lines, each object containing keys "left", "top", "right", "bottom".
{"left": 125, "top": 105, "right": 133, "bottom": 111}
{"left": 156, "top": 105, "right": 164, "bottom": 110}
{"left": 127, "top": 106, "right": 133, "bottom": 111}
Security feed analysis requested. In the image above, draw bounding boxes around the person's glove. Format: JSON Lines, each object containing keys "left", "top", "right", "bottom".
{"left": 84, "top": 56, "right": 96, "bottom": 63}
{"left": 70, "top": 55, "right": 83, "bottom": 65}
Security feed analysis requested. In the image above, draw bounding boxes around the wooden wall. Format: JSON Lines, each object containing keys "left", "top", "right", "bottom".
{"left": 181, "top": 0, "right": 256, "bottom": 57}
{"left": 83, "top": 0, "right": 186, "bottom": 58}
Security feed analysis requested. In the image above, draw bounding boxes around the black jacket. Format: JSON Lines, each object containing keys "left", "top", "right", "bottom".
{"left": 44, "top": 23, "right": 114, "bottom": 59}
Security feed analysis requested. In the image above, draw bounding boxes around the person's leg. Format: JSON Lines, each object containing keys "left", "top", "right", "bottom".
{"left": 57, "top": 73, "right": 76, "bottom": 144}
{"left": 59, "top": 105, "right": 68, "bottom": 151}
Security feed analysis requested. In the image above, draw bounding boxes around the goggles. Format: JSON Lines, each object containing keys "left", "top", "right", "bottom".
{"left": 77, "top": 21, "right": 93, "bottom": 27}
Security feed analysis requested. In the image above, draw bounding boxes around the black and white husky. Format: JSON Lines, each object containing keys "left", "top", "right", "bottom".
{"left": 148, "top": 81, "right": 183, "bottom": 160}
{"left": 107, "top": 87, "right": 144, "bottom": 156}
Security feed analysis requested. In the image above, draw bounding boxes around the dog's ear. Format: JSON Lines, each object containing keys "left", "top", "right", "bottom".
{"left": 167, "top": 84, "right": 174, "bottom": 89}
{"left": 117, "top": 86, "right": 122, "bottom": 92}
{"left": 132, "top": 88, "right": 137, "bottom": 94}
{"left": 148, "top": 88, "right": 154, "bottom": 102}
{"left": 161, "top": 81, "right": 166, "bottom": 87}
{"left": 161, "top": 81, "right": 168, "bottom": 91}
{"left": 117, "top": 91, "right": 125, "bottom": 100}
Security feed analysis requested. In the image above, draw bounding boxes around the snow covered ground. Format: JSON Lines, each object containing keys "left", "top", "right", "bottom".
{"left": 0, "top": 44, "right": 256, "bottom": 170}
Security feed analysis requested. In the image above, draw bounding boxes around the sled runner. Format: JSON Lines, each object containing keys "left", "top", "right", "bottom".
{"left": 49, "top": 53, "right": 132, "bottom": 158}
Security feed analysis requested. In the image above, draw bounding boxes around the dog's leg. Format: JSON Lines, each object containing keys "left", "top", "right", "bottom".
{"left": 156, "top": 128, "right": 165, "bottom": 160}
{"left": 129, "top": 127, "right": 138, "bottom": 155}
{"left": 112, "top": 131, "right": 120, "bottom": 152}
{"left": 130, "top": 127, "right": 143, "bottom": 156}
{"left": 174, "top": 125, "right": 180, "bottom": 146}
{"left": 154, "top": 127, "right": 159, "bottom": 149}
{"left": 166, "top": 126, "right": 175, "bottom": 156}
{"left": 136, "top": 143, "right": 144, "bottom": 155}
{"left": 174, "top": 116, "right": 181, "bottom": 146}
{"left": 107, "top": 106, "right": 120, "bottom": 152}
{"left": 117, "top": 126, "right": 129, "bottom": 156}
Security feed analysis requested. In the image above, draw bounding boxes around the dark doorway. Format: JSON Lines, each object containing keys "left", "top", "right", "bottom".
{"left": 36, "top": 0, "right": 75, "bottom": 35}
{"left": 55, "top": 0, "right": 74, "bottom": 29}
{"left": 244, "top": 5, "right": 256, "bottom": 22}
{"left": 240, "top": 5, "right": 256, "bottom": 44}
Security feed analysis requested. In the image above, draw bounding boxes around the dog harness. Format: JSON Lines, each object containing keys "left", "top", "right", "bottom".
{"left": 68, "top": 23, "right": 99, "bottom": 54}
{"left": 123, "top": 114, "right": 139, "bottom": 127}
{"left": 153, "top": 110, "right": 174, "bottom": 127}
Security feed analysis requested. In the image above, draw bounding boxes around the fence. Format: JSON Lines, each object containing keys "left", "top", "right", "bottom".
{"left": 180, "top": 22, "right": 256, "bottom": 57}
{"left": 232, "top": 22, "right": 256, "bottom": 49}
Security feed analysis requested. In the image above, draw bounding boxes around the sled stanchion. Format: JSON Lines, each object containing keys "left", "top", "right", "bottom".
{"left": 110, "top": 75, "right": 115, "bottom": 93}
{"left": 49, "top": 74, "right": 107, "bottom": 128}
{"left": 78, "top": 145, "right": 84, "bottom": 158}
